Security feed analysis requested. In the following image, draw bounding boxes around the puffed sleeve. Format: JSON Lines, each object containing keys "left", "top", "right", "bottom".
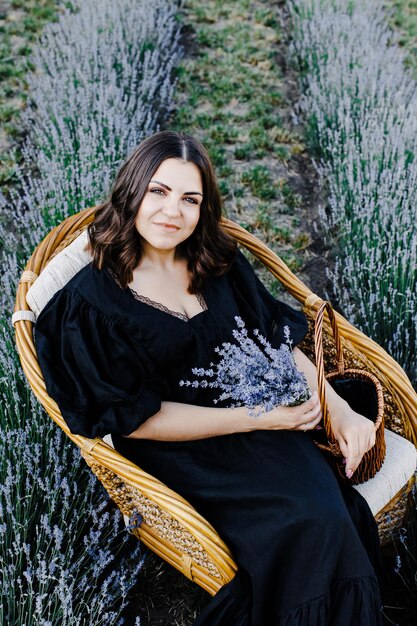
{"left": 34, "top": 287, "right": 162, "bottom": 439}
{"left": 230, "top": 250, "right": 309, "bottom": 348}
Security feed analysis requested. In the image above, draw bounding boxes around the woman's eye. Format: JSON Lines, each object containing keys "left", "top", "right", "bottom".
{"left": 149, "top": 188, "right": 198, "bottom": 204}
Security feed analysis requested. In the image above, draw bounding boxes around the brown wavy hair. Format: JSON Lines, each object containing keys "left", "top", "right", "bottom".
{"left": 86, "top": 130, "right": 237, "bottom": 293}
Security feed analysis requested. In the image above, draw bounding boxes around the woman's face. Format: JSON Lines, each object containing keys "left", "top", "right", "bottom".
{"left": 135, "top": 158, "right": 203, "bottom": 254}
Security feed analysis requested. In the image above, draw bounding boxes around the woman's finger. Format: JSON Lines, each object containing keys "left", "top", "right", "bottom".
{"left": 345, "top": 437, "right": 364, "bottom": 478}
{"left": 297, "top": 411, "right": 322, "bottom": 431}
{"left": 367, "top": 429, "right": 376, "bottom": 452}
{"left": 301, "top": 391, "right": 319, "bottom": 413}
{"left": 297, "top": 403, "right": 322, "bottom": 429}
{"left": 344, "top": 427, "right": 377, "bottom": 477}
{"left": 337, "top": 438, "right": 349, "bottom": 461}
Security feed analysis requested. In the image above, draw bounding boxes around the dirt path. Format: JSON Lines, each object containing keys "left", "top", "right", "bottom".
{"left": 169, "top": 0, "right": 329, "bottom": 306}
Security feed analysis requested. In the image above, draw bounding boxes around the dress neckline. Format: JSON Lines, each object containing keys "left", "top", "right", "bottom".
{"left": 106, "top": 266, "right": 208, "bottom": 322}
{"left": 128, "top": 287, "right": 208, "bottom": 322}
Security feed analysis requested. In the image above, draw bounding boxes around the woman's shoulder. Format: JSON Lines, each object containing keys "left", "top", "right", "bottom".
{"left": 39, "top": 262, "right": 132, "bottom": 328}
{"left": 63, "top": 261, "right": 111, "bottom": 297}
{"left": 230, "top": 249, "right": 254, "bottom": 272}
{"left": 57, "top": 262, "right": 111, "bottom": 308}
{"left": 222, "top": 248, "right": 262, "bottom": 289}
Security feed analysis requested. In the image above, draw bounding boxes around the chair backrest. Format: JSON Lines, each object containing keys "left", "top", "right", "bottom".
{"left": 12, "top": 207, "right": 417, "bottom": 592}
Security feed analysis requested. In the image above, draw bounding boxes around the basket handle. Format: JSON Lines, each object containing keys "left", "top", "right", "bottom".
{"left": 314, "top": 300, "right": 345, "bottom": 450}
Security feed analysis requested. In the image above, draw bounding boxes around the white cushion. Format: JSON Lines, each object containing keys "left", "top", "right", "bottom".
{"left": 26, "top": 230, "right": 92, "bottom": 320}
{"left": 354, "top": 429, "right": 417, "bottom": 515}
{"left": 103, "top": 434, "right": 114, "bottom": 448}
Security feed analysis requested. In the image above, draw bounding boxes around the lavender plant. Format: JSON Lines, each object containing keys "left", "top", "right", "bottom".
{"left": 0, "top": 0, "right": 183, "bottom": 622}
{"left": 287, "top": 2, "right": 417, "bottom": 618}
{"left": 288, "top": 0, "right": 417, "bottom": 386}
{"left": 180, "top": 316, "right": 310, "bottom": 416}
{"left": 0, "top": 416, "right": 145, "bottom": 626}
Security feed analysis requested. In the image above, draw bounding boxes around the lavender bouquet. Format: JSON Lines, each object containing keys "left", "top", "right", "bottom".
{"left": 179, "top": 316, "right": 311, "bottom": 417}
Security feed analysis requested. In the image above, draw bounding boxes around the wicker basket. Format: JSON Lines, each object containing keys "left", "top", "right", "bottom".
{"left": 313, "top": 300, "right": 386, "bottom": 485}
{"left": 12, "top": 207, "right": 417, "bottom": 594}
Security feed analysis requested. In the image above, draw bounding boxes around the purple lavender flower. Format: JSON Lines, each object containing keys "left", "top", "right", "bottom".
{"left": 180, "top": 316, "right": 311, "bottom": 417}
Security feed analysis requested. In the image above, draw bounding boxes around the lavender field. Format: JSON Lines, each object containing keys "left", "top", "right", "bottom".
{"left": 289, "top": 0, "right": 417, "bottom": 388}
{"left": 1, "top": 1, "right": 182, "bottom": 624}
{"left": 1, "top": 0, "right": 416, "bottom": 624}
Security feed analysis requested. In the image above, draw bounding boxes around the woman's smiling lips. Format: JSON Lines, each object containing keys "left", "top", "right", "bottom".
{"left": 153, "top": 222, "right": 181, "bottom": 232}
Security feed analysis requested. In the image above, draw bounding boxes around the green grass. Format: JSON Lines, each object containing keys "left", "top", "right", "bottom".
{"left": 280, "top": 180, "right": 302, "bottom": 210}
{"left": 166, "top": 0, "right": 313, "bottom": 297}
{"left": 241, "top": 165, "right": 277, "bottom": 200}
{"left": 388, "top": 0, "right": 417, "bottom": 77}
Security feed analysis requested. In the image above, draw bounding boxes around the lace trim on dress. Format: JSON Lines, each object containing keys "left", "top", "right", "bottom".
{"left": 107, "top": 267, "right": 208, "bottom": 321}
{"left": 129, "top": 288, "right": 208, "bottom": 321}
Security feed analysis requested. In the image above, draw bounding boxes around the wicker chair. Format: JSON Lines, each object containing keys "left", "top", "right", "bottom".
{"left": 13, "top": 207, "right": 417, "bottom": 596}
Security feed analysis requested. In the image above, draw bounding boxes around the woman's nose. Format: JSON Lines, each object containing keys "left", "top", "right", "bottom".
{"left": 162, "top": 196, "right": 181, "bottom": 217}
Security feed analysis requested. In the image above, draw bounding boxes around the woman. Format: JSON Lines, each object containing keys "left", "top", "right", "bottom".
{"left": 35, "top": 130, "right": 383, "bottom": 625}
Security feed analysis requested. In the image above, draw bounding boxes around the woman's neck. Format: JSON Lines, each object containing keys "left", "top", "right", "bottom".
{"left": 139, "top": 242, "right": 184, "bottom": 271}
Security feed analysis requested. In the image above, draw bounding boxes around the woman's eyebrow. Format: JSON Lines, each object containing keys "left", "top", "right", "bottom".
{"left": 149, "top": 179, "right": 203, "bottom": 197}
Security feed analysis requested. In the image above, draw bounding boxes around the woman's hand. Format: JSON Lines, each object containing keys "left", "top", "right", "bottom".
{"left": 291, "top": 348, "right": 377, "bottom": 479}
{"left": 330, "top": 404, "right": 376, "bottom": 478}
{"left": 258, "top": 391, "right": 323, "bottom": 432}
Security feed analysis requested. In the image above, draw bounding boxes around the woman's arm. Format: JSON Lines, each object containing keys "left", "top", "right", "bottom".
{"left": 125, "top": 347, "right": 375, "bottom": 479}
{"left": 124, "top": 347, "right": 325, "bottom": 441}
{"left": 124, "top": 391, "right": 322, "bottom": 441}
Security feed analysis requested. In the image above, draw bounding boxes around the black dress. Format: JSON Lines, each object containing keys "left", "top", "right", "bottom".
{"left": 34, "top": 250, "right": 383, "bottom": 625}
